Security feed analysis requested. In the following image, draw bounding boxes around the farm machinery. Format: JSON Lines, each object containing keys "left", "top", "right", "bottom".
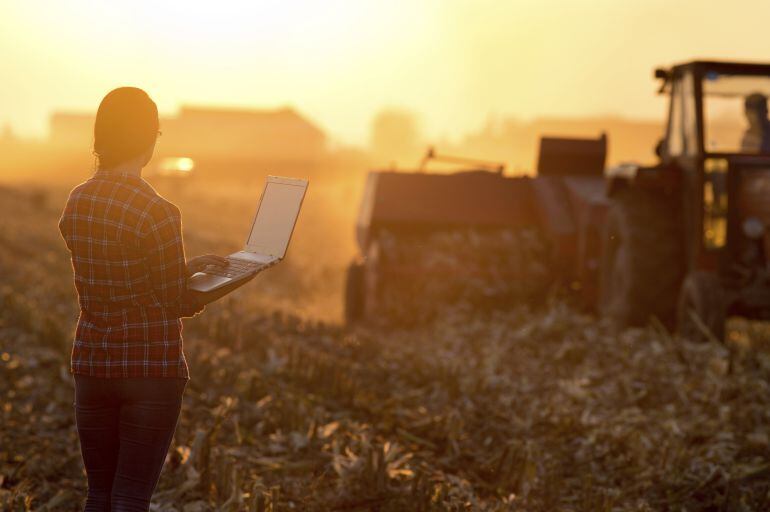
{"left": 346, "top": 60, "right": 770, "bottom": 341}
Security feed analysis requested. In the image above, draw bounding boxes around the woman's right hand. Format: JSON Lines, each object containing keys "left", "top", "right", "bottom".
{"left": 186, "top": 254, "right": 229, "bottom": 276}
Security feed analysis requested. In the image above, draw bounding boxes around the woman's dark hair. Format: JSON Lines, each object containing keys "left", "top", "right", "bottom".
{"left": 94, "top": 87, "right": 159, "bottom": 169}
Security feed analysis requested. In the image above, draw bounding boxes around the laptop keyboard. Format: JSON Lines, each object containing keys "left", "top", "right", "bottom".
{"left": 203, "top": 257, "right": 263, "bottom": 279}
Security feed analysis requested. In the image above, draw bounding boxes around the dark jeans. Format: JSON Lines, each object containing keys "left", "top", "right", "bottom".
{"left": 73, "top": 375, "right": 187, "bottom": 512}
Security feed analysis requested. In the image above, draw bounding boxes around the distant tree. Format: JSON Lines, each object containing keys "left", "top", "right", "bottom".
{"left": 369, "top": 109, "right": 423, "bottom": 166}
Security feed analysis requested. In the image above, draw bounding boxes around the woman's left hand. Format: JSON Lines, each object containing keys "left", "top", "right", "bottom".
{"left": 186, "top": 254, "right": 229, "bottom": 276}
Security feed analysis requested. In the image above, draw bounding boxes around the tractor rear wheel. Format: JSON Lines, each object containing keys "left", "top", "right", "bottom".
{"left": 344, "top": 261, "right": 366, "bottom": 325}
{"left": 676, "top": 271, "right": 726, "bottom": 343}
{"left": 599, "top": 187, "right": 683, "bottom": 328}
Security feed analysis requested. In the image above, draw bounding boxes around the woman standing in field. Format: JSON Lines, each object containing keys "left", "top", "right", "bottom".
{"left": 58, "top": 87, "right": 227, "bottom": 511}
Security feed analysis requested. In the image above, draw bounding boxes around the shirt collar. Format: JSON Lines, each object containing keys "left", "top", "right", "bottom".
{"left": 93, "top": 170, "right": 145, "bottom": 185}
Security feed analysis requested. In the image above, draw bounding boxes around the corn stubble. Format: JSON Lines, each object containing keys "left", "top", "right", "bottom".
{"left": 1, "top": 186, "right": 770, "bottom": 511}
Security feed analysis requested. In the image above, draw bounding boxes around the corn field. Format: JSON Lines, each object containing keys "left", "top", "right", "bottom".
{"left": 1, "top": 181, "right": 770, "bottom": 511}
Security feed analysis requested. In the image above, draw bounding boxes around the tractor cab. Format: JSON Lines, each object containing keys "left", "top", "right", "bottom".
{"left": 658, "top": 62, "right": 770, "bottom": 267}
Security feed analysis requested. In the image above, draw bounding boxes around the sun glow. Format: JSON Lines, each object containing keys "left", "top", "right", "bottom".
{"left": 2, "top": 1, "right": 770, "bottom": 144}
{"left": 157, "top": 157, "right": 195, "bottom": 176}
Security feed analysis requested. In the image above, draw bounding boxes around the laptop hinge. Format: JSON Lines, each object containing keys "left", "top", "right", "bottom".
{"left": 230, "top": 251, "right": 278, "bottom": 264}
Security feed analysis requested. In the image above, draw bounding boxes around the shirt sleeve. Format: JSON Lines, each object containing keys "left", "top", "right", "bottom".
{"left": 140, "top": 201, "right": 203, "bottom": 318}
{"left": 58, "top": 195, "right": 74, "bottom": 250}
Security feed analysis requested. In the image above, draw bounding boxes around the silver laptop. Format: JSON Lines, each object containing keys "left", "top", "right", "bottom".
{"left": 188, "top": 175, "right": 308, "bottom": 293}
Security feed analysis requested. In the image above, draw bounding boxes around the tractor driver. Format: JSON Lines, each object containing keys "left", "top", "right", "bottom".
{"left": 741, "top": 92, "right": 770, "bottom": 153}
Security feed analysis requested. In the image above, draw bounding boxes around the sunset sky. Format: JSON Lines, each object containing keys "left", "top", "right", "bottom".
{"left": 1, "top": 0, "right": 769, "bottom": 144}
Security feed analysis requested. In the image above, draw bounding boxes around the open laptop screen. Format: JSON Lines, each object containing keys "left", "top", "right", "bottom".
{"left": 245, "top": 178, "right": 307, "bottom": 258}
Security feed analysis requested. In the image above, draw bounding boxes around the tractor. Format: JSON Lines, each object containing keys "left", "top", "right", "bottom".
{"left": 602, "top": 60, "right": 770, "bottom": 340}
{"left": 346, "top": 60, "right": 770, "bottom": 341}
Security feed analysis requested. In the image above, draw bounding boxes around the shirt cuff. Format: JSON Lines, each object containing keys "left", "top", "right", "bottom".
{"left": 178, "top": 290, "right": 205, "bottom": 318}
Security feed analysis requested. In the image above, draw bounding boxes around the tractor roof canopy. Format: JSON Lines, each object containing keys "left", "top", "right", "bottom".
{"left": 658, "top": 60, "right": 770, "bottom": 88}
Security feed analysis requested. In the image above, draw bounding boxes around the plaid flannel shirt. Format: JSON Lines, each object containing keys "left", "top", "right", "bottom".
{"left": 59, "top": 170, "right": 203, "bottom": 378}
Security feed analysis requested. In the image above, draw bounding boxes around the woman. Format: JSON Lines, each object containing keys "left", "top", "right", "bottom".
{"left": 59, "top": 87, "right": 227, "bottom": 511}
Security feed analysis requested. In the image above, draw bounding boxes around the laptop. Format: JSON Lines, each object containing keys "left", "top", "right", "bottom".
{"left": 188, "top": 175, "right": 308, "bottom": 293}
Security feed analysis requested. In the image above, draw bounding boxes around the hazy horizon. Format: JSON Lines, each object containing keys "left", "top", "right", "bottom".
{"left": 2, "top": 103, "right": 665, "bottom": 144}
